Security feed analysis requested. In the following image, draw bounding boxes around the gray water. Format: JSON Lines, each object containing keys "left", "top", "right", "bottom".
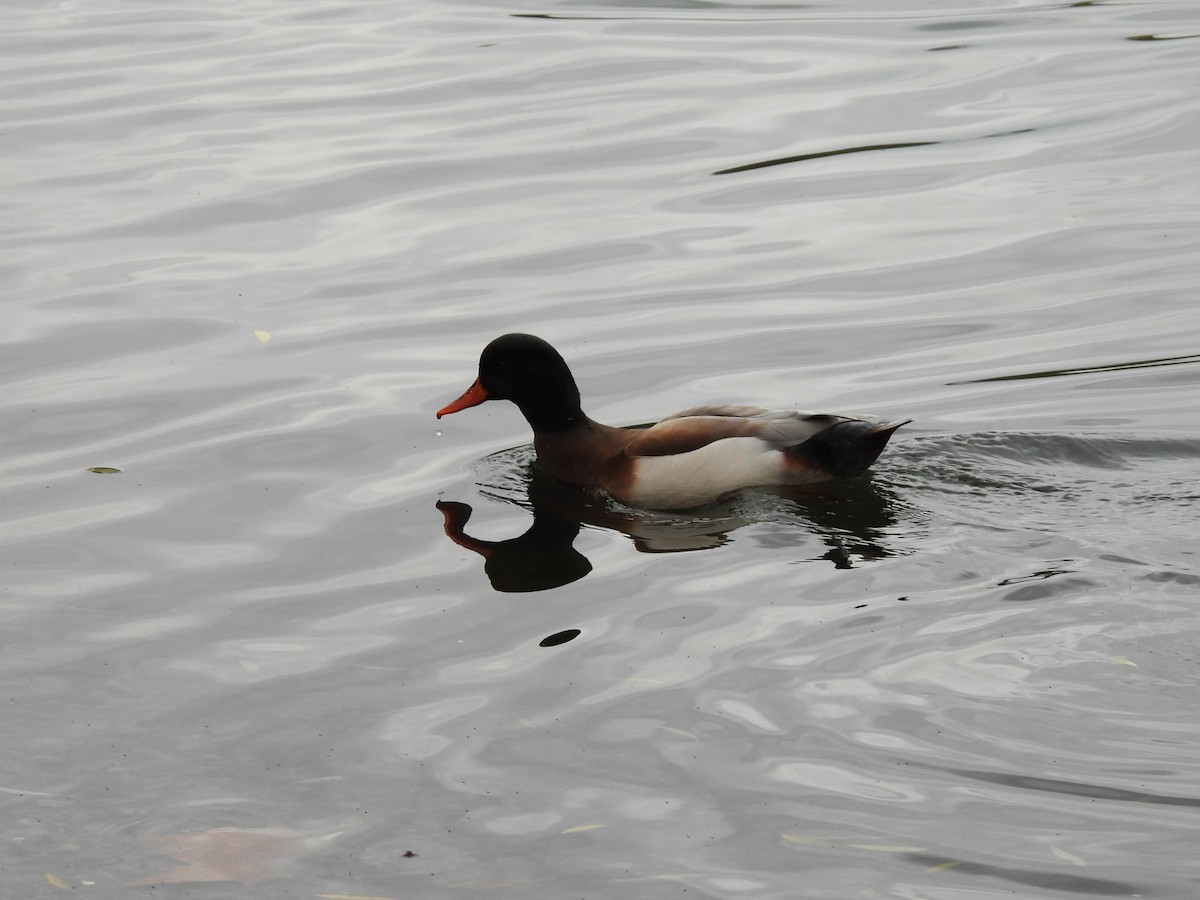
{"left": 3, "top": 0, "right": 1200, "bottom": 896}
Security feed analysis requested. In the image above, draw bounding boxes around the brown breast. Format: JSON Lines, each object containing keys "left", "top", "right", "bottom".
{"left": 533, "top": 418, "right": 639, "bottom": 498}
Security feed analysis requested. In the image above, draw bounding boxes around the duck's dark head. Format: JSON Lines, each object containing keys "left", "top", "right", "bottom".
{"left": 437, "top": 333, "right": 584, "bottom": 432}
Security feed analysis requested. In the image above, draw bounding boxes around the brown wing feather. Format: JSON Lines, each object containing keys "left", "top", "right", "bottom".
{"left": 625, "top": 416, "right": 765, "bottom": 457}
{"left": 631, "top": 407, "right": 847, "bottom": 458}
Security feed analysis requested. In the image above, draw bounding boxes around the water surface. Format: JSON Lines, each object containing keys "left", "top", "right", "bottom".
{"left": 3, "top": 0, "right": 1200, "bottom": 896}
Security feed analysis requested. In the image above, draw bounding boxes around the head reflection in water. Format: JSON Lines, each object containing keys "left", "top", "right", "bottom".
{"left": 437, "top": 501, "right": 591, "bottom": 593}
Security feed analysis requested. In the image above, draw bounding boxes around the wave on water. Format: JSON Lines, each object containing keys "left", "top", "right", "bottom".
{"left": 889, "top": 431, "right": 1200, "bottom": 494}
{"left": 457, "top": 430, "right": 1198, "bottom": 569}
{"left": 476, "top": 432, "right": 1200, "bottom": 504}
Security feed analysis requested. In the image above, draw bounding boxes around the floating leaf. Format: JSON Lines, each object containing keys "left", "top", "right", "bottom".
{"left": 562, "top": 824, "right": 605, "bottom": 834}
{"left": 780, "top": 833, "right": 826, "bottom": 846}
{"left": 1051, "top": 845, "right": 1087, "bottom": 866}
{"left": 1109, "top": 657, "right": 1138, "bottom": 667}
{"left": 254, "top": 330, "right": 271, "bottom": 343}
{"left": 87, "top": 466, "right": 121, "bottom": 474}
{"left": 926, "top": 861, "right": 961, "bottom": 873}
{"left": 0, "top": 785, "right": 57, "bottom": 796}
{"left": 780, "top": 833, "right": 924, "bottom": 854}
{"left": 653, "top": 725, "right": 699, "bottom": 740}
{"left": 45, "top": 873, "right": 72, "bottom": 890}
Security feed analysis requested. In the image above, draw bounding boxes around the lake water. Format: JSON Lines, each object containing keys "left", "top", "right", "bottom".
{"left": 3, "top": 0, "right": 1199, "bottom": 896}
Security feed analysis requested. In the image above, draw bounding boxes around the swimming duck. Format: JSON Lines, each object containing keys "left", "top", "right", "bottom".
{"left": 437, "top": 333, "right": 908, "bottom": 510}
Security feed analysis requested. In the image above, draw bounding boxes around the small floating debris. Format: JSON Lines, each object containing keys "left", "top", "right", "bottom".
{"left": 562, "top": 824, "right": 605, "bottom": 834}
{"left": 86, "top": 467, "right": 121, "bottom": 474}
{"left": 45, "top": 873, "right": 72, "bottom": 891}
{"left": 539, "top": 629, "right": 581, "bottom": 647}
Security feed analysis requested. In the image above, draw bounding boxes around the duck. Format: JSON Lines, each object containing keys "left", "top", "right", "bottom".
{"left": 436, "top": 333, "right": 909, "bottom": 510}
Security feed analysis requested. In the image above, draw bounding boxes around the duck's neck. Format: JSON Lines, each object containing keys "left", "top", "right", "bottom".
{"left": 514, "top": 374, "right": 585, "bottom": 434}
{"left": 520, "top": 399, "right": 586, "bottom": 434}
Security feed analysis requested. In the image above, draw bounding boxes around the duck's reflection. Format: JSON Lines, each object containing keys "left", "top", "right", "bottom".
{"left": 437, "top": 500, "right": 592, "bottom": 592}
{"left": 439, "top": 456, "right": 906, "bottom": 592}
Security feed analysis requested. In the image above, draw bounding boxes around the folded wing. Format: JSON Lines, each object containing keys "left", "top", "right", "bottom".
{"left": 629, "top": 405, "right": 847, "bottom": 458}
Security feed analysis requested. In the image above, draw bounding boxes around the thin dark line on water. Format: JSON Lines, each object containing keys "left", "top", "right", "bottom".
{"left": 997, "top": 566, "right": 1075, "bottom": 586}
{"left": 512, "top": 12, "right": 823, "bottom": 21}
{"left": 982, "top": 127, "right": 1036, "bottom": 139}
{"left": 713, "top": 142, "right": 938, "bottom": 175}
{"left": 512, "top": 12, "right": 609, "bottom": 18}
{"left": 936, "top": 765, "right": 1200, "bottom": 808}
{"left": 900, "top": 852, "right": 1145, "bottom": 897}
{"left": 949, "top": 353, "right": 1200, "bottom": 385}
{"left": 513, "top": 7, "right": 1044, "bottom": 23}
{"left": 1127, "top": 32, "right": 1200, "bottom": 41}
{"left": 711, "top": 128, "right": 1034, "bottom": 176}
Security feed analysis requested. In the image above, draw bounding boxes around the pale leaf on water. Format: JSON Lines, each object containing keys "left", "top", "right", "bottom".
{"left": 781, "top": 833, "right": 924, "bottom": 853}
{"left": 1051, "top": 845, "right": 1087, "bottom": 866}
{"left": 45, "top": 873, "right": 72, "bottom": 890}
{"left": 0, "top": 785, "right": 57, "bottom": 796}
{"left": 653, "top": 725, "right": 700, "bottom": 740}
{"left": 926, "top": 861, "right": 961, "bottom": 873}
{"left": 254, "top": 330, "right": 271, "bottom": 343}
{"left": 562, "top": 824, "right": 605, "bottom": 834}
{"left": 780, "top": 833, "right": 824, "bottom": 846}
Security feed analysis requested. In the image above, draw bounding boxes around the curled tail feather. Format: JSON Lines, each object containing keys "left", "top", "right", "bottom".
{"left": 786, "top": 419, "right": 910, "bottom": 481}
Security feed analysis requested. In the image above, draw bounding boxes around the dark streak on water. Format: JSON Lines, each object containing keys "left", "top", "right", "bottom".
{"left": 953, "top": 352, "right": 1200, "bottom": 384}
{"left": 713, "top": 142, "right": 939, "bottom": 175}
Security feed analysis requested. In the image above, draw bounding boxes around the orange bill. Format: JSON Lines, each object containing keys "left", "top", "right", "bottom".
{"left": 436, "top": 379, "right": 490, "bottom": 418}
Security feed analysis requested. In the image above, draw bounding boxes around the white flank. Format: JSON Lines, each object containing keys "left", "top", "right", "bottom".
{"left": 624, "top": 437, "right": 788, "bottom": 509}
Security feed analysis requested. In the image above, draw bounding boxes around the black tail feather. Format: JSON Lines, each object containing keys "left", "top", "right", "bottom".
{"left": 791, "top": 419, "right": 910, "bottom": 481}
